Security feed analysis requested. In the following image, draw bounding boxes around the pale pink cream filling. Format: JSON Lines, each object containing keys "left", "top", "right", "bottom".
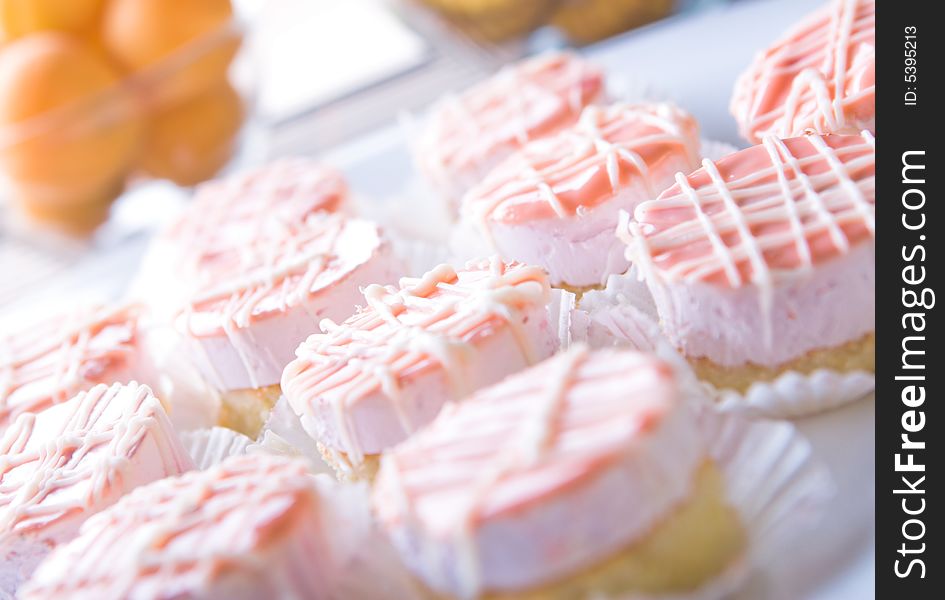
{"left": 650, "top": 242, "right": 874, "bottom": 367}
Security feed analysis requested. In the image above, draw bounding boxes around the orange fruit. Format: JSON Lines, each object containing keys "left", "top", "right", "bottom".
{"left": 0, "top": 0, "right": 104, "bottom": 42}
{"left": 0, "top": 33, "right": 142, "bottom": 229}
{"left": 11, "top": 175, "right": 125, "bottom": 235}
{"left": 101, "top": 0, "right": 239, "bottom": 105}
{"left": 140, "top": 81, "right": 243, "bottom": 187}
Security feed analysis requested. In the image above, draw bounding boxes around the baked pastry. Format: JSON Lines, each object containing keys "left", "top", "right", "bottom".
{"left": 461, "top": 102, "right": 699, "bottom": 289}
{"left": 0, "top": 382, "right": 191, "bottom": 596}
{"left": 170, "top": 211, "right": 401, "bottom": 437}
{"left": 19, "top": 455, "right": 332, "bottom": 600}
{"left": 730, "top": 0, "right": 875, "bottom": 143}
{"left": 416, "top": 52, "right": 604, "bottom": 212}
{"left": 281, "top": 258, "right": 558, "bottom": 481}
{"left": 373, "top": 346, "right": 746, "bottom": 598}
{"left": 416, "top": 0, "right": 553, "bottom": 42}
{"left": 622, "top": 132, "right": 875, "bottom": 395}
{"left": 0, "top": 304, "right": 147, "bottom": 433}
{"left": 139, "top": 158, "right": 348, "bottom": 305}
{"left": 551, "top": 0, "right": 675, "bottom": 45}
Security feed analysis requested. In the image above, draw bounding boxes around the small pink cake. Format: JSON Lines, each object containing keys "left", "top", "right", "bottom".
{"left": 461, "top": 102, "right": 700, "bottom": 288}
{"left": 163, "top": 159, "right": 347, "bottom": 257}
{"left": 373, "top": 346, "right": 746, "bottom": 598}
{"left": 622, "top": 132, "right": 875, "bottom": 394}
{"left": 171, "top": 211, "right": 402, "bottom": 437}
{"left": 0, "top": 382, "right": 192, "bottom": 596}
{"left": 730, "top": 0, "right": 875, "bottom": 143}
{"left": 281, "top": 258, "right": 558, "bottom": 480}
{"left": 139, "top": 159, "right": 349, "bottom": 310}
{"left": 0, "top": 304, "right": 146, "bottom": 434}
{"left": 19, "top": 455, "right": 332, "bottom": 600}
{"left": 416, "top": 52, "right": 605, "bottom": 209}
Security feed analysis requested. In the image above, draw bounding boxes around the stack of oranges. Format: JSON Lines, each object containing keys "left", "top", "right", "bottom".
{"left": 0, "top": 0, "right": 242, "bottom": 234}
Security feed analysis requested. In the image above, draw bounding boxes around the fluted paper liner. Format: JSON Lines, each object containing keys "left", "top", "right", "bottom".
{"left": 577, "top": 270, "right": 875, "bottom": 418}
{"left": 179, "top": 427, "right": 252, "bottom": 470}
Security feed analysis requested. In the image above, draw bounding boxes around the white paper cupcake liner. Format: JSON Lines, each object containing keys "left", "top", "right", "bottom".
{"left": 712, "top": 370, "right": 876, "bottom": 419}
{"left": 179, "top": 427, "right": 252, "bottom": 470}
{"left": 251, "top": 395, "right": 334, "bottom": 475}
{"left": 177, "top": 397, "right": 337, "bottom": 475}
{"left": 577, "top": 270, "right": 875, "bottom": 419}
{"left": 138, "top": 322, "right": 221, "bottom": 431}
{"left": 312, "top": 403, "right": 831, "bottom": 600}
{"left": 388, "top": 231, "right": 461, "bottom": 278}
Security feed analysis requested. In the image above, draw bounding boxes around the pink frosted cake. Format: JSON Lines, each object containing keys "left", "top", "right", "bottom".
{"left": 0, "top": 304, "right": 146, "bottom": 434}
{"left": 139, "top": 159, "right": 349, "bottom": 312}
{"left": 163, "top": 159, "right": 346, "bottom": 254}
{"left": 0, "top": 382, "right": 192, "bottom": 596}
{"left": 622, "top": 132, "right": 875, "bottom": 394}
{"left": 373, "top": 346, "right": 746, "bottom": 598}
{"left": 461, "top": 103, "right": 700, "bottom": 288}
{"left": 172, "top": 211, "right": 402, "bottom": 437}
{"left": 416, "top": 52, "right": 605, "bottom": 210}
{"left": 19, "top": 455, "right": 332, "bottom": 600}
{"left": 731, "top": 0, "right": 875, "bottom": 143}
{"left": 281, "top": 258, "right": 559, "bottom": 480}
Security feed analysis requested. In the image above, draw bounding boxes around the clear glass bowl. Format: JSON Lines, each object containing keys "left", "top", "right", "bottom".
{"left": 0, "top": 18, "right": 251, "bottom": 236}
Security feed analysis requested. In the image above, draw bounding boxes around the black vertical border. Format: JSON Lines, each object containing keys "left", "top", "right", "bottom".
{"left": 876, "top": 0, "right": 940, "bottom": 597}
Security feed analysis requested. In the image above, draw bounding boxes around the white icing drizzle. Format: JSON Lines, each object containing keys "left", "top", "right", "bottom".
{"left": 423, "top": 52, "right": 603, "bottom": 177}
{"left": 167, "top": 159, "right": 347, "bottom": 283}
{"left": 19, "top": 455, "right": 320, "bottom": 600}
{"left": 281, "top": 259, "right": 552, "bottom": 464}
{"left": 733, "top": 0, "right": 875, "bottom": 140}
{"left": 466, "top": 103, "right": 699, "bottom": 242}
{"left": 623, "top": 132, "right": 875, "bottom": 350}
{"left": 174, "top": 211, "right": 386, "bottom": 392}
{"left": 0, "top": 305, "right": 139, "bottom": 430}
{"left": 0, "top": 382, "right": 183, "bottom": 542}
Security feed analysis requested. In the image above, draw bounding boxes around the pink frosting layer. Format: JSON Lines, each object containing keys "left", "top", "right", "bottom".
{"left": 461, "top": 102, "right": 700, "bottom": 287}
{"left": 282, "top": 259, "right": 558, "bottom": 462}
{"left": 1, "top": 383, "right": 192, "bottom": 597}
{"left": 730, "top": 0, "right": 875, "bottom": 142}
{"left": 373, "top": 347, "right": 703, "bottom": 597}
{"left": 20, "top": 455, "right": 331, "bottom": 600}
{"left": 0, "top": 305, "right": 144, "bottom": 433}
{"left": 628, "top": 133, "right": 874, "bottom": 288}
{"left": 463, "top": 103, "right": 699, "bottom": 224}
{"left": 651, "top": 242, "right": 874, "bottom": 368}
{"left": 162, "top": 158, "right": 347, "bottom": 264}
{"left": 418, "top": 52, "right": 604, "bottom": 203}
